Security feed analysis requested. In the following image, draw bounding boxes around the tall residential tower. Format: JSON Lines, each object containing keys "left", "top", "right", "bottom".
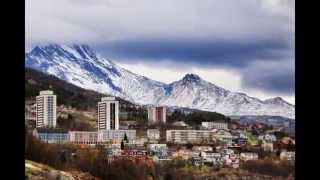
{"left": 148, "top": 106, "right": 166, "bottom": 124}
{"left": 36, "top": 90, "right": 57, "bottom": 128}
{"left": 98, "top": 97, "right": 119, "bottom": 130}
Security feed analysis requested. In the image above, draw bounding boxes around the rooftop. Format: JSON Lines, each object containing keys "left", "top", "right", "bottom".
{"left": 39, "top": 90, "right": 54, "bottom": 95}
{"left": 101, "top": 97, "right": 116, "bottom": 101}
{"left": 35, "top": 128, "right": 68, "bottom": 134}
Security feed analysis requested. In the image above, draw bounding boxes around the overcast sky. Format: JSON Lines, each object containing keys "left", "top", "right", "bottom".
{"left": 26, "top": 0, "right": 295, "bottom": 104}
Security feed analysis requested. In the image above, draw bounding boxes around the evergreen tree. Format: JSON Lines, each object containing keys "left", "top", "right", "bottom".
{"left": 287, "top": 140, "right": 295, "bottom": 151}
{"left": 124, "top": 133, "right": 128, "bottom": 143}
{"left": 121, "top": 140, "right": 124, "bottom": 150}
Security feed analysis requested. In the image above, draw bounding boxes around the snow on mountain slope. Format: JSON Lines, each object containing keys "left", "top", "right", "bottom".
{"left": 25, "top": 44, "right": 295, "bottom": 119}
{"left": 25, "top": 44, "right": 165, "bottom": 104}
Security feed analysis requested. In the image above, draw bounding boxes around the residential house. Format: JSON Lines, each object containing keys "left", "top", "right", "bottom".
{"left": 258, "top": 134, "right": 277, "bottom": 142}
{"left": 261, "top": 141, "right": 274, "bottom": 152}
{"left": 192, "top": 146, "right": 213, "bottom": 152}
{"left": 240, "top": 152, "right": 259, "bottom": 161}
{"left": 148, "top": 144, "right": 168, "bottom": 159}
{"left": 224, "top": 153, "right": 240, "bottom": 168}
{"left": 232, "top": 138, "right": 247, "bottom": 146}
{"left": 280, "top": 151, "right": 295, "bottom": 161}
{"left": 131, "top": 137, "right": 148, "bottom": 145}
{"left": 148, "top": 144, "right": 167, "bottom": 152}
{"left": 147, "top": 129, "right": 160, "bottom": 141}
{"left": 214, "top": 129, "right": 234, "bottom": 146}
{"left": 172, "top": 149, "right": 193, "bottom": 160}
{"left": 200, "top": 151, "right": 224, "bottom": 165}
{"left": 166, "top": 130, "right": 215, "bottom": 144}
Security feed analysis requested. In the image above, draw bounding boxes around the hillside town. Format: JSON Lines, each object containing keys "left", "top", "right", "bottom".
{"left": 25, "top": 90, "right": 295, "bottom": 177}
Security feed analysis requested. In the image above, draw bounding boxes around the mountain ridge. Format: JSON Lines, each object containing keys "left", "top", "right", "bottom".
{"left": 25, "top": 44, "right": 295, "bottom": 119}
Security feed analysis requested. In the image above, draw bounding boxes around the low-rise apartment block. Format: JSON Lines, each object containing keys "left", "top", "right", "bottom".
{"left": 69, "top": 131, "right": 98, "bottom": 145}
{"left": 166, "top": 130, "right": 215, "bottom": 144}
{"left": 33, "top": 128, "right": 69, "bottom": 144}
{"left": 192, "top": 146, "right": 213, "bottom": 152}
{"left": 201, "top": 121, "right": 228, "bottom": 130}
{"left": 147, "top": 129, "right": 160, "bottom": 140}
{"left": 98, "top": 130, "right": 136, "bottom": 143}
{"left": 214, "top": 129, "right": 235, "bottom": 146}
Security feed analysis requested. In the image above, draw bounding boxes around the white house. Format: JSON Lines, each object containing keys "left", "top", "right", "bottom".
{"left": 147, "top": 129, "right": 160, "bottom": 140}
{"left": 148, "top": 144, "right": 167, "bottom": 152}
{"left": 280, "top": 151, "right": 295, "bottom": 161}
{"left": 200, "top": 151, "right": 222, "bottom": 164}
{"left": 240, "top": 152, "right": 259, "bottom": 161}
{"left": 214, "top": 129, "right": 235, "bottom": 146}
{"left": 192, "top": 146, "right": 213, "bottom": 152}
{"left": 258, "top": 134, "right": 277, "bottom": 142}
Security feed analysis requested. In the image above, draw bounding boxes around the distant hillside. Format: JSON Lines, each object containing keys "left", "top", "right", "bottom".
{"left": 25, "top": 68, "right": 134, "bottom": 110}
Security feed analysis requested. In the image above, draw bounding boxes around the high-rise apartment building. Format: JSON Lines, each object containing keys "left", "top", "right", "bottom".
{"left": 98, "top": 97, "right": 119, "bottom": 130}
{"left": 148, "top": 106, "right": 166, "bottom": 124}
{"left": 36, "top": 90, "right": 57, "bottom": 128}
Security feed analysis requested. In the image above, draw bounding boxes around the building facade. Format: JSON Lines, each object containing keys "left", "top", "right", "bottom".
{"left": 201, "top": 121, "right": 228, "bottom": 130}
{"left": 98, "top": 130, "right": 136, "bottom": 143}
{"left": 214, "top": 129, "right": 234, "bottom": 146}
{"left": 98, "top": 97, "right": 119, "bottom": 130}
{"left": 280, "top": 151, "right": 295, "bottom": 161}
{"left": 166, "top": 130, "right": 215, "bottom": 144}
{"left": 69, "top": 131, "right": 98, "bottom": 145}
{"left": 147, "top": 129, "right": 160, "bottom": 140}
{"left": 148, "top": 106, "right": 166, "bottom": 124}
{"left": 148, "top": 144, "right": 167, "bottom": 152}
{"left": 240, "top": 152, "right": 259, "bottom": 161}
{"left": 33, "top": 128, "right": 69, "bottom": 144}
{"left": 192, "top": 146, "right": 214, "bottom": 152}
{"left": 258, "top": 134, "right": 277, "bottom": 142}
{"left": 36, "top": 90, "right": 57, "bottom": 128}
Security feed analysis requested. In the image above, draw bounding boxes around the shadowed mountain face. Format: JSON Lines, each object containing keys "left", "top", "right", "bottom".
{"left": 26, "top": 44, "right": 295, "bottom": 119}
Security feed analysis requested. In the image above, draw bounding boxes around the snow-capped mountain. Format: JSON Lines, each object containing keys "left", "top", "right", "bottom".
{"left": 25, "top": 44, "right": 295, "bottom": 119}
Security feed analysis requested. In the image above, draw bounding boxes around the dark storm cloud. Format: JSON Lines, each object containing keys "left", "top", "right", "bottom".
{"left": 241, "top": 59, "right": 295, "bottom": 94}
{"left": 26, "top": 0, "right": 295, "bottom": 97}
{"left": 94, "top": 38, "right": 291, "bottom": 68}
{"left": 93, "top": 37, "right": 294, "bottom": 95}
